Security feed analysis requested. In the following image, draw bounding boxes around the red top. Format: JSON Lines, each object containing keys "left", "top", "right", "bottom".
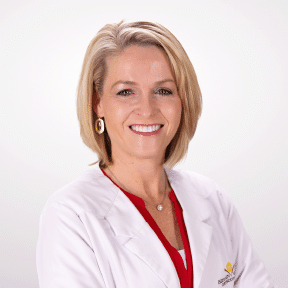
{"left": 101, "top": 169, "right": 193, "bottom": 288}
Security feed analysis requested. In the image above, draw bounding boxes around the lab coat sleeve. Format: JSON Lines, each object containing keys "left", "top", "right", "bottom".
{"left": 216, "top": 185, "right": 278, "bottom": 288}
{"left": 36, "top": 201, "right": 106, "bottom": 288}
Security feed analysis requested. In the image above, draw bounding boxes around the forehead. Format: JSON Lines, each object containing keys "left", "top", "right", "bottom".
{"left": 105, "top": 45, "right": 174, "bottom": 84}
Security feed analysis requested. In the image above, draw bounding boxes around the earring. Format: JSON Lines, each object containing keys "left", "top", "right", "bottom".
{"left": 95, "top": 118, "right": 104, "bottom": 134}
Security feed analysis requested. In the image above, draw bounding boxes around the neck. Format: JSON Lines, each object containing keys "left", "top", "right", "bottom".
{"left": 103, "top": 156, "right": 170, "bottom": 203}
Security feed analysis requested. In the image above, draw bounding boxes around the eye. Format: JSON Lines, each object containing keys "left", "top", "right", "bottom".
{"left": 155, "top": 88, "right": 173, "bottom": 96}
{"left": 116, "top": 89, "right": 134, "bottom": 96}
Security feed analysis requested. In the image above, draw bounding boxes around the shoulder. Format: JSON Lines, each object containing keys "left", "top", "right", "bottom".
{"left": 166, "top": 168, "right": 224, "bottom": 197}
{"left": 166, "top": 168, "right": 235, "bottom": 216}
{"left": 41, "top": 167, "right": 119, "bottom": 219}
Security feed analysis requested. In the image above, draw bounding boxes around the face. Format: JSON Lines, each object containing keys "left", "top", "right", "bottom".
{"left": 94, "top": 45, "right": 182, "bottom": 164}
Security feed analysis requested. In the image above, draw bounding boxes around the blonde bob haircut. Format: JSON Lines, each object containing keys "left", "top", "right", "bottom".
{"left": 77, "top": 20, "right": 202, "bottom": 169}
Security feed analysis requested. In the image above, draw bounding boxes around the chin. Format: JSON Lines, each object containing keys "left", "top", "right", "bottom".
{"left": 131, "top": 150, "right": 165, "bottom": 161}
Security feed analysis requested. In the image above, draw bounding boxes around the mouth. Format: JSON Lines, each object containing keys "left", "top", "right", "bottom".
{"left": 129, "top": 124, "right": 164, "bottom": 133}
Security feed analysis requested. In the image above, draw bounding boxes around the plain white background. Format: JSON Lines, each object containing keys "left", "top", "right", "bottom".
{"left": 0, "top": 0, "right": 287, "bottom": 287}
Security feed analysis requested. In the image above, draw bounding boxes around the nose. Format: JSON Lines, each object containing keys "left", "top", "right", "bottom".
{"left": 135, "top": 93, "right": 158, "bottom": 117}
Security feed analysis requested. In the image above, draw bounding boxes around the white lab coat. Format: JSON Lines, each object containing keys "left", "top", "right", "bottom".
{"left": 36, "top": 165, "right": 277, "bottom": 288}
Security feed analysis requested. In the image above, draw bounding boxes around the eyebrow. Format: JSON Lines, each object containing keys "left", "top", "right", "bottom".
{"left": 110, "top": 79, "right": 175, "bottom": 91}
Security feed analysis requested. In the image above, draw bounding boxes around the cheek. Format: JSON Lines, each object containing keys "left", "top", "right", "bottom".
{"left": 104, "top": 101, "right": 128, "bottom": 128}
{"left": 167, "top": 99, "right": 182, "bottom": 127}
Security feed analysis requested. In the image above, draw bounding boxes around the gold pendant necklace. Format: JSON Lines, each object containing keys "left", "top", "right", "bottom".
{"left": 106, "top": 166, "right": 168, "bottom": 211}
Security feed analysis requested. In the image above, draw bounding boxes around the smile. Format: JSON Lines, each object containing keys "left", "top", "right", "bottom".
{"left": 130, "top": 124, "right": 163, "bottom": 132}
{"left": 129, "top": 124, "right": 164, "bottom": 136}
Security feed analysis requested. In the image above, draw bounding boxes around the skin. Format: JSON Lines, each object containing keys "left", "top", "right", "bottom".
{"left": 93, "top": 45, "right": 182, "bottom": 203}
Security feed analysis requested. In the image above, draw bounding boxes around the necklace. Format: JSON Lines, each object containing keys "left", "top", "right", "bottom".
{"left": 106, "top": 166, "right": 168, "bottom": 211}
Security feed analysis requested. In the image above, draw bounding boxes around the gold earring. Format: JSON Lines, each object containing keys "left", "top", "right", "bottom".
{"left": 95, "top": 118, "right": 104, "bottom": 134}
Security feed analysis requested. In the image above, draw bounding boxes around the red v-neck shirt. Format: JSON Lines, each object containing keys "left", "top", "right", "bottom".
{"left": 101, "top": 169, "right": 193, "bottom": 288}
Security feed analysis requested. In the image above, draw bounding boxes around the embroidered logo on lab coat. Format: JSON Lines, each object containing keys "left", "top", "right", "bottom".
{"left": 218, "top": 262, "right": 236, "bottom": 286}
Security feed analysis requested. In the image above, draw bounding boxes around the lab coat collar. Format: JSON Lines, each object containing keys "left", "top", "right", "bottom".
{"left": 92, "top": 165, "right": 213, "bottom": 288}
{"left": 165, "top": 168, "right": 213, "bottom": 288}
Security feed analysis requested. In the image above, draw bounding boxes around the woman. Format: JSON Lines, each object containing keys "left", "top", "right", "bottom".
{"left": 36, "top": 20, "right": 277, "bottom": 288}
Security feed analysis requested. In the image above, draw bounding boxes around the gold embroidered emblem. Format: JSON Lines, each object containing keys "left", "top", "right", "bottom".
{"left": 225, "top": 262, "right": 233, "bottom": 274}
{"left": 218, "top": 262, "right": 236, "bottom": 286}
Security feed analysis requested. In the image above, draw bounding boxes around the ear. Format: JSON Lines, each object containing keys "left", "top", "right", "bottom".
{"left": 93, "top": 96, "right": 104, "bottom": 118}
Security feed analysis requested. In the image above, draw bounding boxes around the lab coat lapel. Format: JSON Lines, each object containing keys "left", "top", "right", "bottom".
{"left": 165, "top": 168, "right": 213, "bottom": 288}
{"left": 105, "top": 183, "right": 180, "bottom": 288}
{"left": 124, "top": 223, "right": 181, "bottom": 288}
{"left": 182, "top": 211, "right": 212, "bottom": 288}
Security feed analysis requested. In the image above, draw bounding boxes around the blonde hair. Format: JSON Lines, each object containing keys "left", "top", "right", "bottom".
{"left": 77, "top": 20, "right": 202, "bottom": 169}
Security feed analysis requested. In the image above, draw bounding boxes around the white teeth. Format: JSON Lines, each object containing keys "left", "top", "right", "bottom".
{"left": 130, "top": 125, "right": 162, "bottom": 132}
